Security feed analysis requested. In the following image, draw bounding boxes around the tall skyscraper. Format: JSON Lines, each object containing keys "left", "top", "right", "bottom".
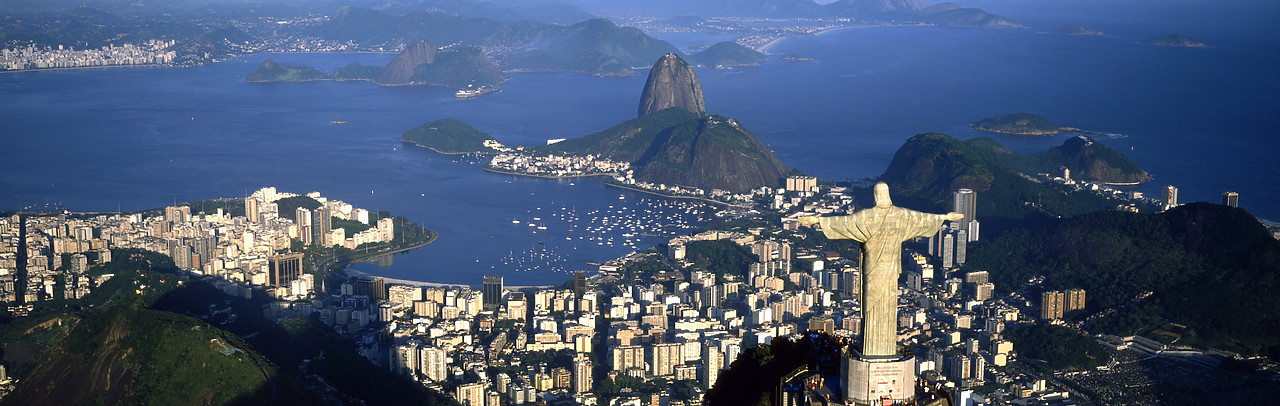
{"left": 572, "top": 355, "right": 593, "bottom": 394}
{"left": 268, "top": 252, "right": 304, "bottom": 287}
{"left": 573, "top": 271, "right": 587, "bottom": 299}
{"left": 311, "top": 207, "right": 332, "bottom": 246}
{"left": 703, "top": 345, "right": 725, "bottom": 390}
{"left": 953, "top": 189, "right": 978, "bottom": 241}
{"left": 295, "top": 207, "right": 312, "bottom": 244}
{"left": 611, "top": 345, "right": 645, "bottom": 372}
{"left": 649, "top": 342, "right": 684, "bottom": 377}
{"left": 1041, "top": 291, "right": 1065, "bottom": 320}
{"left": 455, "top": 382, "right": 485, "bottom": 406}
{"left": 786, "top": 175, "right": 818, "bottom": 193}
{"left": 1065, "top": 288, "right": 1086, "bottom": 312}
{"left": 1164, "top": 185, "right": 1179, "bottom": 209}
{"left": 1222, "top": 191, "right": 1239, "bottom": 208}
{"left": 483, "top": 275, "right": 504, "bottom": 310}
{"left": 245, "top": 197, "right": 261, "bottom": 224}
{"left": 419, "top": 345, "right": 447, "bottom": 382}
{"left": 941, "top": 232, "right": 955, "bottom": 269}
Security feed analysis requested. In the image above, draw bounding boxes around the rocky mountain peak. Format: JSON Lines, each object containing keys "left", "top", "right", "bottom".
{"left": 638, "top": 53, "right": 706, "bottom": 118}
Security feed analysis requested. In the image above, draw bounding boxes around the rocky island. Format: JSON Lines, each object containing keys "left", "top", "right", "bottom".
{"left": 685, "top": 41, "right": 768, "bottom": 68}
{"left": 245, "top": 40, "right": 506, "bottom": 91}
{"left": 1053, "top": 25, "right": 1103, "bottom": 35}
{"left": 402, "top": 118, "right": 503, "bottom": 154}
{"left": 972, "top": 113, "right": 1059, "bottom": 135}
{"left": 1144, "top": 34, "right": 1205, "bottom": 47}
{"left": 244, "top": 58, "right": 328, "bottom": 82}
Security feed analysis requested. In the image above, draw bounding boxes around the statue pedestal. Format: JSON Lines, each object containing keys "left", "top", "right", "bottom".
{"left": 841, "top": 348, "right": 916, "bottom": 406}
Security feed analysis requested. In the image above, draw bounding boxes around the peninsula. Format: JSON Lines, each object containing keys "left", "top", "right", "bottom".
{"left": 402, "top": 118, "right": 504, "bottom": 154}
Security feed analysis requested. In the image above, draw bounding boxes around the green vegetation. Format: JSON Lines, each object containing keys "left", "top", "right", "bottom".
{"left": 251, "top": 318, "right": 457, "bottom": 406}
{"left": 332, "top": 63, "right": 382, "bottom": 80}
{"left": 177, "top": 198, "right": 245, "bottom": 218}
{"left": 1025, "top": 136, "right": 1151, "bottom": 184}
{"left": 704, "top": 334, "right": 846, "bottom": 406}
{"left": 541, "top": 108, "right": 790, "bottom": 193}
{"left": 410, "top": 46, "right": 507, "bottom": 89}
{"left": 1144, "top": 34, "right": 1205, "bottom": 48}
{"left": 917, "top": 6, "right": 1022, "bottom": 29}
{"left": 965, "top": 203, "right": 1280, "bottom": 356}
{"left": 685, "top": 240, "right": 759, "bottom": 278}
{"left": 402, "top": 118, "right": 499, "bottom": 154}
{"left": 275, "top": 195, "right": 321, "bottom": 215}
{"left": 2, "top": 298, "right": 299, "bottom": 405}
{"left": 596, "top": 375, "right": 669, "bottom": 398}
{"left": 331, "top": 216, "right": 371, "bottom": 236}
{"left": 880, "top": 133, "right": 1131, "bottom": 234}
{"left": 1006, "top": 323, "right": 1108, "bottom": 371}
{"left": 972, "top": 113, "right": 1059, "bottom": 135}
{"left": 245, "top": 58, "right": 328, "bottom": 82}
{"left": 686, "top": 41, "right": 767, "bottom": 67}
{"left": 539, "top": 108, "right": 702, "bottom": 162}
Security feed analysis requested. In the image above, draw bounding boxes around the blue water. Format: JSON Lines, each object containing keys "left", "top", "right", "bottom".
{"left": 2, "top": 11, "right": 1277, "bottom": 284}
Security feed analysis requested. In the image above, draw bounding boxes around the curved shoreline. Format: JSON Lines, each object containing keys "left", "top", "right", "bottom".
{"left": 604, "top": 181, "right": 752, "bottom": 209}
{"left": 402, "top": 140, "right": 499, "bottom": 156}
{"left": 481, "top": 166, "right": 619, "bottom": 179}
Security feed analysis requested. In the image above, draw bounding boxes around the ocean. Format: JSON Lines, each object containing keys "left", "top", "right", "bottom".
{"left": 2, "top": 7, "right": 1276, "bottom": 285}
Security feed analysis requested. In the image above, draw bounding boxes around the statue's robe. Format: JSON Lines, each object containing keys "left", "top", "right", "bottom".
{"left": 820, "top": 206, "right": 948, "bottom": 358}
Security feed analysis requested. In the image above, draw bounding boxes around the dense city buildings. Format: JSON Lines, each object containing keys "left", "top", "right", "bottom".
{"left": 1, "top": 180, "right": 1266, "bottom": 406}
{"left": 0, "top": 41, "right": 176, "bottom": 71}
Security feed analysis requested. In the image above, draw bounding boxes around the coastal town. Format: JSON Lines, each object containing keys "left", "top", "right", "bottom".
{"left": 486, "top": 149, "right": 757, "bottom": 208}
{"left": 2, "top": 180, "right": 1268, "bottom": 406}
{"left": 0, "top": 41, "right": 177, "bottom": 71}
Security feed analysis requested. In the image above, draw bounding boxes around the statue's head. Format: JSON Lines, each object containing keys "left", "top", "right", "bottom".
{"left": 874, "top": 182, "right": 892, "bottom": 208}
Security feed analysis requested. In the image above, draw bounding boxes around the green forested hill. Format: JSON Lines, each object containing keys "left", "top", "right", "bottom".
{"left": 966, "top": 203, "right": 1280, "bottom": 355}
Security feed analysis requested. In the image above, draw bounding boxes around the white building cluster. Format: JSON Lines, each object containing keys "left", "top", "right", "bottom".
{"left": 488, "top": 153, "right": 630, "bottom": 177}
{"left": 1, "top": 41, "right": 177, "bottom": 71}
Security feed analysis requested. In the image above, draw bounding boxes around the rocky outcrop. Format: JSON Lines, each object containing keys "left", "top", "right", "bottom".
{"left": 1144, "top": 34, "right": 1205, "bottom": 48}
{"left": 638, "top": 53, "right": 706, "bottom": 118}
{"left": 376, "top": 40, "right": 437, "bottom": 85}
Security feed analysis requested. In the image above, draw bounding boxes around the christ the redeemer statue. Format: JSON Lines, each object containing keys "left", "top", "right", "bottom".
{"left": 800, "top": 182, "right": 962, "bottom": 359}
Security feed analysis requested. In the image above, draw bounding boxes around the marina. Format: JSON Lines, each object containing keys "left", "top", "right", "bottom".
{"left": 489, "top": 197, "right": 717, "bottom": 276}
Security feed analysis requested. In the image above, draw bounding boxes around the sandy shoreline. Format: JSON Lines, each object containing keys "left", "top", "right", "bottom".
{"left": 757, "top": 24, "right": 879, "bottom": 53}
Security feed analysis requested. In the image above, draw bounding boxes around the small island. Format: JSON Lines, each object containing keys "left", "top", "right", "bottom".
{"left": 245, "top": 41, "right": 507, "bottom": 93}
{"left": 245, "top": 58, "right": 328, "bottom": 82}
{"left": 1053, "top": 25, "right": 1103, "bottom": 36}
{"left": 401, "top": 118, "right": 504, "bottom": 154}
{"left": 685, "top": 41, "right": 768, "bottom": 68}
{"left": 1144, "top": 34, "right": 1205, "bottom": 48}
{"left": 972, "top": 113, "right": 1059, "bottom": 136}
